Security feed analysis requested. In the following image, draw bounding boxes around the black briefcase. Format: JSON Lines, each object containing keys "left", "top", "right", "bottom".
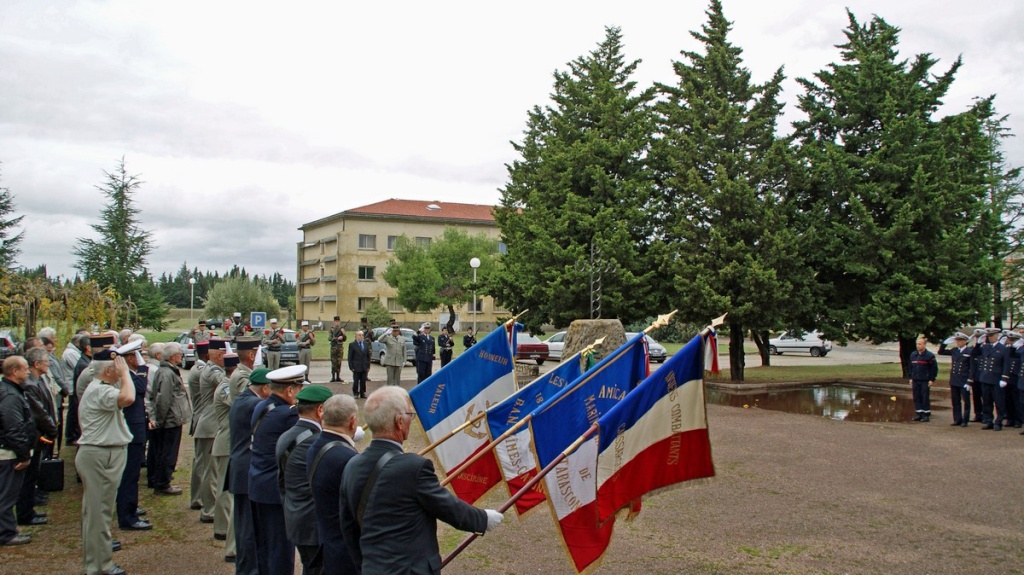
{"left": 38, "top": 457, "right": 65, "bottom": 492}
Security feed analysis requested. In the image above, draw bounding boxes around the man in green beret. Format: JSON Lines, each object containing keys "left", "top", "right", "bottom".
{"left": 277, "top": 384, "right": 331, "bottom": 574}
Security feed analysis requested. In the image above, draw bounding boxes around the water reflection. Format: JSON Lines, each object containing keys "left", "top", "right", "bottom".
{"left": 706, "top": 385, "right": 947, "bottom": 423}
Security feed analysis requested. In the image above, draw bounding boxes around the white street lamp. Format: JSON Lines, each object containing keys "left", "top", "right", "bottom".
{"left": 189, "top": 277, "right": 197, "bottom": 321}
{"left": 470, "top": 257, "right": 481, "bottom": 335}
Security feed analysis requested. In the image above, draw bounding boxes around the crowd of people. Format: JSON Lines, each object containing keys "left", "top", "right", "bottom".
{"left": 0, "top": 321, "right": 501, "bottom": 575}
{"left": 912, "top": 327, "right": 1024, "bottom": 431}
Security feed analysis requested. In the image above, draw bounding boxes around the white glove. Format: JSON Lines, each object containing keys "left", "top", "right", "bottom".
{"left": 943, "top": 336, "right": 955, "bottom": 345}
{"left": 1000, "top": 380, "right": 1007, "bottom": 388}
{"left": 353, "top": 426, "right": 366, "bottom": 443}
{"left": 485, "top": 509, "right": 503, "bottom": 532}
{"left": 964, "top": 384, "right": 971, "bottom": 392}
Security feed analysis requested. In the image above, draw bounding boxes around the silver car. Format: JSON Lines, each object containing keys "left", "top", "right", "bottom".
{"left": 172, "top": 332, "right": 197, "bottom": 369}
{"left": 626, "top": 333, "right": 667, "bottom": 363}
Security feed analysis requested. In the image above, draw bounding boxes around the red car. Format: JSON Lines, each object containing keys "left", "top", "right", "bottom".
{"left": 515, "top": 333, "right": 550, "bottom": 366}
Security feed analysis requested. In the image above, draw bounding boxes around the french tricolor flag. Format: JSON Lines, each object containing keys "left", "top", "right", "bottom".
{"left": 486, "top": 352, "right": 585, "bottom": 516}
{"left": 596, "top": 334, "right": 715, "bottom": 522}
{"left": 409, "top": 322, "right": 521, "bottom": 504}
{"left": 529, "top": 333, "right": 649, "bottom": 573}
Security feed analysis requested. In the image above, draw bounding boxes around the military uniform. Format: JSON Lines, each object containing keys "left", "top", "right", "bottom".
{"left": 438, "top": 331, "right": 454, "bottom": 368}
{"left": 298, "top": 326, "right": 315, "bottom": 381}
{"left": 938, "top": 336, "right": 973, "bottom": 426}
{"left": 193, "top": 356, "right": 226, "bottom": 519}
{"left": 971, "top": 332, "right": 1011, "bottom": 430}
{"left": 211, "top": 376, "right": 235, "bottom": 548}
{"left": 1002, "top": 335, "right": 1022, "bottom": 427}
{"left": 115, "top": 363, "right": 149, "bottom": 529}
{"left": 76, "top": 373, "right": 133, "bottom": 575}
{"left": 248, "top": 367, "right": 301, "bottom": 575}
{"left": 264, "top": 325, "right": 285, "bottom": 370}
{"left": 329, "top": 321, "right": 347, "bottom": 382}
{"left": 413, "top": 325, "right": 436, "bottom": 384}
{"left": 228, "top": 368, "right": 269, "bottom": 575}
{"left": 379, "top": 328, "right": 406, "bottom": 386}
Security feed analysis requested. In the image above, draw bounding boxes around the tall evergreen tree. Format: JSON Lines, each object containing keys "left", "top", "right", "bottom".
{"left": 651, "top": 0, "right": 805, "bottom": 380}
{"left": 72, "top": 158, "right": 165, "bottom": 328}
{"left": 0, "top": 164, "right": 25, "bottom": 271}
{"left": 493, "top": 26, "right": 659, "bottom": 332}
{"left": 793, "top": 12, "right": 995, "bottom": 373}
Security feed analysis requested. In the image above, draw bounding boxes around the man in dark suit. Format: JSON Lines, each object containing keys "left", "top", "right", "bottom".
{"left": 277, "top": 385, "right": 331, "bottom": 575}
{"left": 306, "top": 395, "right": 363, "bottom": 575}
{"left": 347, "top": 332, "right": 371, "bottom": 399}
{"left": 228, "top": 367, "right": 272, "bottom": 575}
{"left": 114, "top": 339, "right": 152, "bottom": 531}
{"left": 248, "top": 365, "right": 303, "bottom": 575}
{"left": 412, "top": 323, "right": 436, "bottom": 384}
{"left": 339, "top": 386, "right": 503, "bottom": 574}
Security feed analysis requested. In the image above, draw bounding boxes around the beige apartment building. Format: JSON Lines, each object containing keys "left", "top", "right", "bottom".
{"left": 296, "top": 199, "right": 505, "bottom": 330}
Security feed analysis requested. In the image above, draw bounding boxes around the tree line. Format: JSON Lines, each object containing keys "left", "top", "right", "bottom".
{"left": 489, "top": 2, "right": 1024, "bottom": 380}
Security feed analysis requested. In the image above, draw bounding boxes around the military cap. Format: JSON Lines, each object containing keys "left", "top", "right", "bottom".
{"left": 1006, "top": 331, "right": 1022, "bottom": 340}
{"left": 90, "top": 333, "right": 116, "bottom": 349}
{"left": 267, "top": 364, "right": 307, "bottom": 385}
{"left": 233, "top": 312, "right": 242, "bottom": 318}
{"left": 985, "top": 327, "right": 1002, "bottom": 335}
{"left": 198, "top": 320, "right": 207, "bottom": 325}
{"left": 301, "top": 320, "right": 309, "bottom": 327}
{"left": 233, "top": 337, "right": 261, "bottom": 351}
{"left": 195, "top": 340, "right": 210, "bottom": 349}
{"left": 208, "top": 338, "right": 229, "bottom": 351}
{"left": 270, "top": 318, "right": 279, "bottom": 324}
{"left": 421, "top": 322, "right": 431, "bottom": 330}
{"left": 223, "top": 353, "right": 240, "bottom": 368}
{"left": 249, "top": 367, "right": 271, "bottom": 385}
{"left": 115, "top": 339, "right": 143, "bottom": 356}
{"left": 296, "top": 385, "right": 332, "bottom": 404}
{"left": 334, "top": 316, "right": 341, "bottom": 321}
{"left": 93, "top": 347, "right": 117, "bottom": 361}
{"left": 953, "top": 332, "right": 969, "bottom": 340}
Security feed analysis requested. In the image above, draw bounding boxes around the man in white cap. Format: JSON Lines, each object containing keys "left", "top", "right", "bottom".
{"left": 248, "top": 365, "right": 304, "bottom": 575}
{"left": 971, "top": 327, "right": 1012, "bottom": 430}
{"left": 298, "top": 321, "right": 315, "bottom": 382}
{"left": 938, "top": 332, "right": 975, "bottom": 427}
{"left": 378, "top": 321, "right": 406, "bottom": 387}
{"left": 413, "top": 322, "right": 436, "bottom": 384}
{"left": 264, "top": 319, "right": 284, "bottom": 370}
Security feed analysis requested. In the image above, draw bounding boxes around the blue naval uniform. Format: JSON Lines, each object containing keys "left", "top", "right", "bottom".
{"left": 908, "top": 349, "right": 938, "bottom": 420}
{"left": 971, "top": 341, "right": 1011, "bottom": 429}
{"left": 413, "top": 332, "right": 436, "bottom": 384}
{"left": 1004, "top": 342, "right": 1022, "bottom": 427}
{"left": 228, "top": 387, "right": 263, "bottom": 575}
{"left": 116, "top": 365, "right": 148, "bottom": 528}
{"left": 938, "top": 343, "right": 973, "bottom": 426}
{"left": 248, "top": 394, "right": 298, "bottom": 575}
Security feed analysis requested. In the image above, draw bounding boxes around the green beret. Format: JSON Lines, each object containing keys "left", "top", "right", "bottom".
{"left": 249, "top": 367, "right": 272, "bottom": 385}
{"left": 296, "top": 385, "right": 333, "bottom": 404}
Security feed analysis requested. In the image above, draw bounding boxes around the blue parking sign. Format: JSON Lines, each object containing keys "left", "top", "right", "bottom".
{"left": 251, "top": 312, "right": 267, "bottom": 329}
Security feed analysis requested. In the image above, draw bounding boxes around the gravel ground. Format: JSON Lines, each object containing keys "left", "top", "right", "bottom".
{"left": 6, "top": 358, "right": 1023, "bottom": 574}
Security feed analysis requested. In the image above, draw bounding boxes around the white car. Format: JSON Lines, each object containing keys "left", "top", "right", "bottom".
{"left": 545, "top": 331, "right": 566, "bottom": 361}
{"left": 769, "top": 330, "right": 832, "bottom": 357}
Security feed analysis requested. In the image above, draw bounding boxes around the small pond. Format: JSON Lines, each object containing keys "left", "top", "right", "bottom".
{"left": 706, "top": 385, "right": 947, "bottom": 423}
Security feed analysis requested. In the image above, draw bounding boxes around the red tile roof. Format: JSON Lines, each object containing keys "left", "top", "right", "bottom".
{"left": 345, "top": 199, "right": 495, "bottom": 221}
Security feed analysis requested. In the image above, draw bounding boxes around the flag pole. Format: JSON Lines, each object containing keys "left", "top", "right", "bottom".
{"left": 441, "top": 422, "right": 600, "bottom": 569}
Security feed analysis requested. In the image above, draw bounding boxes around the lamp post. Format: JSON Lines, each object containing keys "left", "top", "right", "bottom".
{"left": 189, "top": 277, "right": 196, "bottom": 321}
{"left": 469, "top": 257, "right": 480, "bottom": 335}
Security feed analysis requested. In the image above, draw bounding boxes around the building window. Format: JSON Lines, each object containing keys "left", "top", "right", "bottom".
{"left": 358, "top": 266, "right": 375, "bottom": 281}
{"left": 358, "top": 234, "right": 376, "bottom": 250}
{"left": 468, "top": 298, "right": 483, "bottom": 313}
{"left": 319, "top": 300, "right": 324, "bottom": 313}
{"left": 357, "top": 297, "right": 377, "bottom": 312}
{"left": 387, "top": 235, "right": 398, "bottom": 251}
{"left": 415, "top": 236, "right": 431, "bottom": 247}
{"left": 387, "top": 298, "right": 404, "bottom": 313}
{"left": 319, "top": 242, "right": 325, "bottom": 255}
{"left": 498, "top": 242, "right": 508, "bottom": 255}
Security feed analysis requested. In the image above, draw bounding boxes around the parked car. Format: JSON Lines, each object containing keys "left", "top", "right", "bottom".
{"left": 626, "top": 332, "right": 668, "bottom": 363}
{"left": 369, "top": 327, "right": 416, "bottom": 365}
{"left": 0, "top": 330, "right": 20, "bottom": 361}
{"left": 257, "top": 329, "right": 300, "bottom": 366}
{"left": 172, "top": 332, "right": 197, "bottom": 369}
{"left": 769, "top": 330, "right": 832, "bottom": 357}
{"left": 205, "top": 318, "right": 224, "bottom": 330}
{"left": 516, "top": 333, "right": 550, "bottom": 365}
{"left": 545, "top": 331, "right": 566, "bottom": 361}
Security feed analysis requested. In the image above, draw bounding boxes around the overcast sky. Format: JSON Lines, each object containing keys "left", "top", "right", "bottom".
{"left": 2, "top": 0, "right": 1021, "bottom": 282}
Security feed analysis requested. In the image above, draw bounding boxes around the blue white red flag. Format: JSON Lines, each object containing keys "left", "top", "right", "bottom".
{"left": 486, "top": 352, "right": 586, "bottom": 516}
{"left": 703, "top": 328, "right": 719, "bottom": 373}
{"left": 528, "top": 333, "right": 649, "bottom": 574}
{"left": 596, "top": 334, "right": 714, "bottom": 522}
{"left": 409, "top": 322, "right": 521, "bottom": 504}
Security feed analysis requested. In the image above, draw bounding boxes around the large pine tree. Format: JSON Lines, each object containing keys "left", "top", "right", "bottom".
{"left": 0, "top": 164, "right": 24, "bottom": 271}
{"left": 652, "top": 0, "right": 806, "bottom": 380}
{"left": 793, "top": 11, "right": 996, "bottom": 372}
{"left": 493, "top": 26, "right": 660, "bottom": 332}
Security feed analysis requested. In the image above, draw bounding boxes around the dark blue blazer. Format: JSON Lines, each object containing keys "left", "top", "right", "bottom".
{"left": 340, "top": 440, "right": 487, "bottom": 575}
{"left": 938, "top": 343, "right": 974, "bottom": 388}
{"left": 971, "top": 342, "right": 1012, "bottom": 385}
{"left": 306, "top": 430, "right": 359, "bottom": 575}
{"left": 228, "top": 388, "right": 261, "bottom": 495}
{"left": 123, "top": 367, "right": 149, "bottom": 444}
{"left": 248, "top": 394, "right": 297, "bottom": 505}
{"left": 413, "top": 334, "right": 435, "bottom": 363}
